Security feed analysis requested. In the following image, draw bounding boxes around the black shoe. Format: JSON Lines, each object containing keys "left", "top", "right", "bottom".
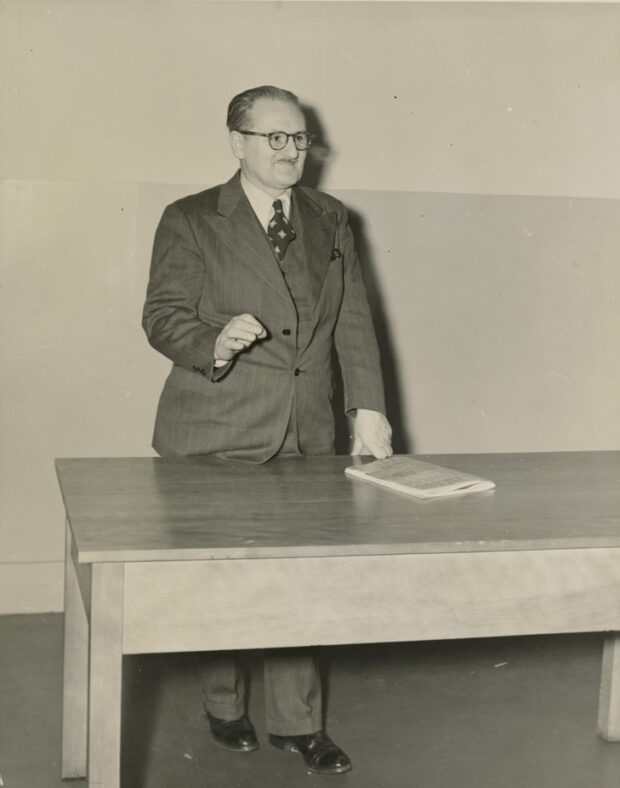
{"left": 269, "top": 730, "right": 352, "bottom": 775}
{"left": 207, "top": 713, "right": 258, "bottom": 752}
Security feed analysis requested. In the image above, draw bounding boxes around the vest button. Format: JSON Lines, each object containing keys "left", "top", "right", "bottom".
{"left": 282, "top": 329, "right": 291, "bottom": 336}
{"left": 294, "top": 368, "right": 301, "bottom": 376}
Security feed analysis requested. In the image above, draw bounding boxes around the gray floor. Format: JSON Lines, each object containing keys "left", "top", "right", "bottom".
{"left": 2, "top": 615, "right": 620, "bottom": 787}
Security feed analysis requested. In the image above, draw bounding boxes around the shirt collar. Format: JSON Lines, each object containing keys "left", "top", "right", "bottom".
{"left": 240, "top": 172, "right": 292, "bottom": 231}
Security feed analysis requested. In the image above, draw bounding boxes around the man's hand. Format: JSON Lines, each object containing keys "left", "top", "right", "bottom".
{"left": 214, "top": 314, "right": 267, "bottom": 362}
{"left": 351, "top": 409, "right": 393, "bottom": 459}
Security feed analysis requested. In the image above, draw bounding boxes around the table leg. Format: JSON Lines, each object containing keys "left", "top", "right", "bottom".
{"left": 598, "top": 633, "right": 620, "bottom": 741}
{"left": 88, "top": 562, "right": 124, "bottom": 787}
{"left": 62, "top": 520, "right": 89, "bottom": 778}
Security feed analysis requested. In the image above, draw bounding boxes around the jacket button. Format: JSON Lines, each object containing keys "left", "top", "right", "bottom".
{"left": 294, "top": 368, "right": 301, "bottom": 376}
{"left": 282, "top": 329, "right": 291, "bottom": 336}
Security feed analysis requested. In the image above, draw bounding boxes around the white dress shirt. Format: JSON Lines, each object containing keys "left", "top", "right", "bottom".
{"left": 240, "top": 173, "right": 292, "bottom": 231}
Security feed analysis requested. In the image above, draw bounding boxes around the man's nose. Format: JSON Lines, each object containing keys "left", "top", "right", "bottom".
{"left": 282, "top": 136, "right": 299, "bottom": 158}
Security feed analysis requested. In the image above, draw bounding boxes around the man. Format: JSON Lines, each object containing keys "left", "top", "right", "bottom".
{"left": 143, "top": 85, "right": 392, "bottom": 775}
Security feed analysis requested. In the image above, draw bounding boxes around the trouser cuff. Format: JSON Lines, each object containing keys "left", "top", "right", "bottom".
{"left": 204, "top": 699, "right": 245, "bottom": 721}
{"left": 266, "top": 714, "right": 322, "bottom": 736}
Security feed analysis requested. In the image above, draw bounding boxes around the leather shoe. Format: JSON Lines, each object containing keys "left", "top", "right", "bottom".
{"left": 269, "top": 730, "right": 352, "bottom": 775}
{"left": 207, "top": 713, "right": 258, "bottom": 752}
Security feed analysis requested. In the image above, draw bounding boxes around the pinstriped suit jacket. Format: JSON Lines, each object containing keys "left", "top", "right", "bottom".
{"left": 142, "top": 172, "right": 386, "bottom": 463}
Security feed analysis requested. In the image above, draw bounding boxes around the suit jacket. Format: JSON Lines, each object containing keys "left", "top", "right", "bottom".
{"left": 142, "top": 172, "right": 386, "bottom": 462}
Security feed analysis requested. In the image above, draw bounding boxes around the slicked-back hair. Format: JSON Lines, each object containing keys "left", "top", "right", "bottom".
{"left": 227, "top": 86, "right": 300, "bottom": 131}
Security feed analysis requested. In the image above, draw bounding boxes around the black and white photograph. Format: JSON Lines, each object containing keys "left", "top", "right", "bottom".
{"left": 1, "top": 1, "right": 619, "bottom": 786}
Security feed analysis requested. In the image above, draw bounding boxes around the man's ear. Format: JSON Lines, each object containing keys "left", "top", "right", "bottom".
{"left": 229, "top": 131, "right": 245, "bottom": 161}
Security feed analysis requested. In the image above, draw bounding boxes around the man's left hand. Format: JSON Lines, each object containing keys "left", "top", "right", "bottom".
{"left": 351, "top": 409, "right": 393, "bottom": 459}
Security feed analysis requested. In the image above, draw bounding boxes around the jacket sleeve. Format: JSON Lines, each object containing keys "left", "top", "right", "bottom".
{"left": 333, "top": 204, "right": 387, "bottom": 415}
{"left": 142, "top": 202, "right": 231, "bottom": 381}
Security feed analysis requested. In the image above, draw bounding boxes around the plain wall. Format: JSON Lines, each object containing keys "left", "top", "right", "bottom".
{"left": 1, "top": 1, "right": 619, "bottom": 613}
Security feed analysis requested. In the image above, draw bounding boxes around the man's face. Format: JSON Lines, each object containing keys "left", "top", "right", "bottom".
{"left": 230, "top": 98, "right": 307, "bottom": 196}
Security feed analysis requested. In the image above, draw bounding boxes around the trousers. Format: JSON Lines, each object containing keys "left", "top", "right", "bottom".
{"left": 201, "top": 648, "right": 322, "bottom": 735}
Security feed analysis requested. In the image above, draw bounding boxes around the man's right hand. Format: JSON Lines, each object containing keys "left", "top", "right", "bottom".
{"left": 214, "top": 314, "right": 267, "bottom": 363}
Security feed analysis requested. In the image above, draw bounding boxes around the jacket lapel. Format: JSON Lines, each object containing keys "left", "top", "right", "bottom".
{"left": 292, "top": 187, "right": 337, "bottom": 310}
{"left": 208, "top": 173, "right": 291, "bottom": 302}
{"left": 207, "top": 173, "right": 338, "bottom": 310}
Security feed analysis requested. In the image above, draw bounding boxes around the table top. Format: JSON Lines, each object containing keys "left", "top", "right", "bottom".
{"left": 55, "top": 452, "right": 620, "bottom": 564}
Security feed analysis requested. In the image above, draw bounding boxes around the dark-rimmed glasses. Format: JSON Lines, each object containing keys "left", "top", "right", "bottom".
{"left": 236, "top": 130, "right": 314, "bottom": 151}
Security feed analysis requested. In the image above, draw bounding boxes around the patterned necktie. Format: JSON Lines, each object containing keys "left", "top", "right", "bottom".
{"left": 267, "top": 199, "right": 296, "bottom": 261}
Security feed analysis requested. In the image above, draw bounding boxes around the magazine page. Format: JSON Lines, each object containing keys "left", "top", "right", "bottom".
{"left": 345, "top": 456, "right": 495, "bottom": 499}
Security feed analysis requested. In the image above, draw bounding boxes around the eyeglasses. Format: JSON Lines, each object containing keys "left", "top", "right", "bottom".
{"left": 236, "top": 130, "right": 314, "bottom": 151}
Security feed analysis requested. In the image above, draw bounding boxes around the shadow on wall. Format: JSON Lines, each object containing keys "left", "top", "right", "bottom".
{"left": 300, "top": 104, "right": 330, "bottom": 195}
{"left": 300, "top": 104, "right": 411, "bottom": 454}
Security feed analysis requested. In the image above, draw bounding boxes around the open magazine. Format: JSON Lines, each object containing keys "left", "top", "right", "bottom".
{"left": 345, "top": 456, "right": 496, "bottom": 499}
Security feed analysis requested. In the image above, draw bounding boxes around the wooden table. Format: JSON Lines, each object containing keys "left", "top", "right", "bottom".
{"left": 56, "top": 452, "right": 620, "bottom": 787}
